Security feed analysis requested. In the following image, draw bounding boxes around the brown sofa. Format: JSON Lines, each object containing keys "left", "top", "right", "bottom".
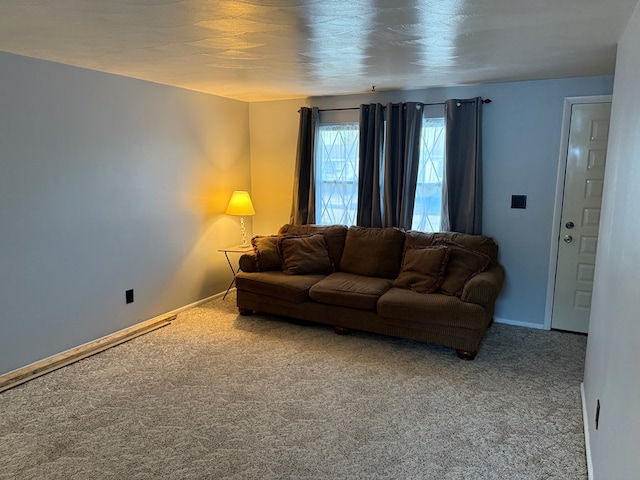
{"left": 235, "top": 224, "right": 505, "bottom": 360}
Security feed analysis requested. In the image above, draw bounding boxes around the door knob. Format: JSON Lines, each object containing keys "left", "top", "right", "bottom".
{"left": 565, "top": 221, "right": 575, "bottom": 229}
{"left": 563, "top": 235, "right": 573, "bottom": 243}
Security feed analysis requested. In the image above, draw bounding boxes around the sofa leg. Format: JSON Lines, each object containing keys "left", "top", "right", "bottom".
{"left": 334, "top": 326, "right": 350, "bottom": 335}
{"left": 456, "top": 349, "right": 477, "bottom": 360}
{"left": 238, "top": 308, "right": 253, "bottom": 316}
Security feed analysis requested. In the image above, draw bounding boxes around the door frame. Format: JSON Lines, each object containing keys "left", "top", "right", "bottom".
{"left": 544, "top": 95, "right": 612, "bottom": 330}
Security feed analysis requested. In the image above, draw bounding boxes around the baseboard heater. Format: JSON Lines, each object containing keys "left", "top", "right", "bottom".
{"left": 0, "top": 315, "right": 175, "bottom": 394}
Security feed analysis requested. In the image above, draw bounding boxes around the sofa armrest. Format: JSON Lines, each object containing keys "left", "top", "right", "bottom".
{"left": 239, "top": 253, "right": 259, "bottom": 273}
{"left": 460, "top": 264, "right": 505, "bottom": 308}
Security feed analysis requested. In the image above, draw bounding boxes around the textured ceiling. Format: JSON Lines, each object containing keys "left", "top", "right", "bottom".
{"left": 0, "top": 0, "right": 637, "bottom": 102}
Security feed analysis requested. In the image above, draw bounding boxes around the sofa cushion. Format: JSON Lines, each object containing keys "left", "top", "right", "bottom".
{"left": 238, "top": 253, "right": 258, "bottom": 273}
{"left": 278, "top": 224, "right": 348, "bottom": 269}
{"left": 235, "top": 271, "right": 326, "bottom": 303}
{"left": 309, "top": 272, "right": 392, "bottom": 310}
{"left": 405, "top": 231, "right": 499, "bottom": 264}
{"left": 392, "top": 245, "right": 451, "bottom": 293}
{"left": 433, "top": 240, "right": 491, "bottom": 296}
{"left": 278, "top": 234, "right": 334, "bottom": 275}
{"left": 403, "top": 230, "right": 437, "bottom": 248}
{"left": 251, "top": 235, "right": 281, "bottom": 271}
{"left": 340, "top": 226, "right": 405, "bottom": 279}
{"left": 377, "top": 287, "right": 487, "bottom": 328}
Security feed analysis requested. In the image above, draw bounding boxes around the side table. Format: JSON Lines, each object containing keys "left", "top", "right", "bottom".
{"left": 218, "top": 244, "right": 253, "bottom": 300}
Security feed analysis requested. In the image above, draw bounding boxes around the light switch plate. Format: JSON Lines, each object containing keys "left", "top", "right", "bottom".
{"left": 511, "top": 195, "right": 527, "bottom": 209}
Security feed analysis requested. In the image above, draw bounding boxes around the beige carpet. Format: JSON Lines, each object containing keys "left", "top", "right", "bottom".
{"left": 0, "top": 294, "right": 587, "bottom": 479}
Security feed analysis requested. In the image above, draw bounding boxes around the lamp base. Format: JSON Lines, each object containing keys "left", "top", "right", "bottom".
{"left": 240, "top": 216, "right": 248, "bottom": 246}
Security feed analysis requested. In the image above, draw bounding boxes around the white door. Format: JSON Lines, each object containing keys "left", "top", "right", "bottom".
{"left": 551, "top": 102, "right": 611, "bottom": 333}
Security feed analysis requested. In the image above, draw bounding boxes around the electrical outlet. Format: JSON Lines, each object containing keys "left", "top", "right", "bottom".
{"left": 595, "top": 399, "right": 600, "bottom": 430}
{"left": 125, "top": 289, "right": 134, "bottom": 304}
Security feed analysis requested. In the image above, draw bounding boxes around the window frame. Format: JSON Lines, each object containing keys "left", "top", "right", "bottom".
{"left": 314, "top": 109, "right": 446, "bottom": 231}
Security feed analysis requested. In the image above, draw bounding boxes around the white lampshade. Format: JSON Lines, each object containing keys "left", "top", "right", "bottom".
{"left": 225, "top": 191, "right": 255, "bottom": 216}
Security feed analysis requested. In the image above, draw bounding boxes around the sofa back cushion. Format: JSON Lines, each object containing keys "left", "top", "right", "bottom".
{"left": 278, "top": 224, "right": 348, "bottom": 269}
{"left": 340, "top": 226, "right": 405, "bottom": 279}
{"left": 278, "top": 233, "right": 334, "bottom": 275}
{"left": 405, "top": 231, "right": 499, "bottom": 265}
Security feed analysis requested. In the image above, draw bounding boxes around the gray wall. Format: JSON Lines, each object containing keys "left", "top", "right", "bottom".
{"left": 249, "top": 76, "right": 614, "bottom": 328}
{"left": 583, "top": 1, "right": 640, "bottom": 476}
{"left": 0, "top": 52, "right": 251, "bottom": 375}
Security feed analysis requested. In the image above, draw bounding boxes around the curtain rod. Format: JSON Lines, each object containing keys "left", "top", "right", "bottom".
{"left": 311, "top": 98, "right": 491, "bottom": 113}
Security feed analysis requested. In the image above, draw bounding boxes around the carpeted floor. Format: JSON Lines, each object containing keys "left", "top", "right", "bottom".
{"left": 0, "top": 293, "right": 588, "bottom": 479}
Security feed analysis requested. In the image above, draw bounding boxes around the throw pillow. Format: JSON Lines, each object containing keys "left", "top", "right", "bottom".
{"left": 251, "top": 235, "right": 281, "bottom": 271}
{"left": 278, "top": 234, "right": 334, "bottom": 275}
{"left": 278, "top": 224, "right": 348, "bottom": 268}
{"left": 392, "top": 245, "right": 451, "bottom": 293}
{"left": 340, "top": 226, "right": 406, "bottom": 279}
{"left": 433, "top": 239, "right": 490, "bottom": 296}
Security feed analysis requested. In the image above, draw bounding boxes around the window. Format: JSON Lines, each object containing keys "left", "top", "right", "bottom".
{"left": 315, "top": 114, "right": 445, "bottom": 231}
{"left": 315, "top": 123, "right": 359, "bottom": 226}
{"left": 412, "top": 117, "right": 445, "bottom": 231}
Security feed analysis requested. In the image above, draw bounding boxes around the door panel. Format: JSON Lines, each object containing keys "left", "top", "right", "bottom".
{"left": 551, "top": 102, "right": 611, "bottom": 333}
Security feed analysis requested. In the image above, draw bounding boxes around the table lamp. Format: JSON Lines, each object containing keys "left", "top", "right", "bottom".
{"left": 225, "top": 190, "right": 256, "bottom": 246}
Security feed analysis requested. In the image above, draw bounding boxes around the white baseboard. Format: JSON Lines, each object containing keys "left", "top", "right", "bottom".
{"left": 581, "top": 383, "right": 594, "bottom": 480}
{"left": 493, "top": 317, "right": 548, "bottom": 330}
{"left": 168, "top": 290, "right": 227, "bottom": 315}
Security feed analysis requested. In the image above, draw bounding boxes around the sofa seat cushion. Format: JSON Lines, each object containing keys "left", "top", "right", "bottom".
{"left": 309, "top": 272, "right": 392, "bottom": 311}
{"left": 377, "top": 287, "right": 486, "bottom": 328}
{"left": 235, "top": 271, "right": 326, "bottom": 304}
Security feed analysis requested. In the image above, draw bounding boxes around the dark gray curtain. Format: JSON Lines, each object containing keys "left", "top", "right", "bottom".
{"left": 357, "top": 102, "right": 423, "bottom": 229}
{"left": 357, "top": 103, "right": 384, "bottom": 227}
{"left": 383, "top": 102, "right": 423, "bottom": 229}
{"left": 290, "top": 106, "right": 319, "bottom": 225}
{"left": 442, "top": 98, "right": 483, "bottom": 234}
